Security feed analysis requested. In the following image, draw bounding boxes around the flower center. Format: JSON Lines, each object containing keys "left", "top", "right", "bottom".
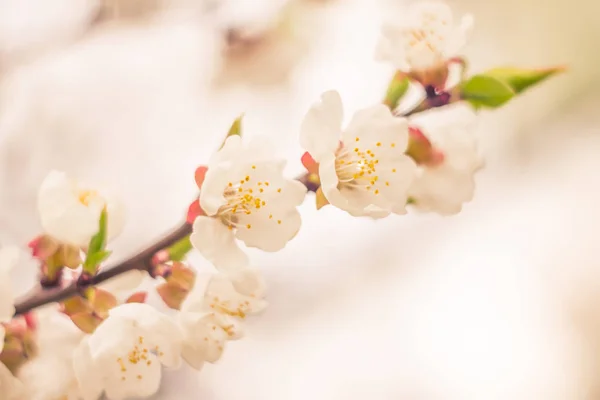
{"left": 77, "top": 189, "right": 100, "bottom": 207}
{"left": 404, "top": 13, "right": 448, "bottom": 64}
{"left": 115, "top": 336, "right": 163, "bottom": 382}
{"left": 208, "top": 295, "right": 253, "bottom": 319}
{"left": 334, "top": 139, "right": 396, "bottom": 195}
{"left": 216, "top": 166, "right": 284, "bottom": 229}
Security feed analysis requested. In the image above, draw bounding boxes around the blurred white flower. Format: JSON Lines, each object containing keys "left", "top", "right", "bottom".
{"left": 72, "top": 303, "right": 183, "bottom": 400}
{"left": 0, "top": 246, "right": 21, "bottom": 349}
{"left": 37, "top": 170, "right": 126, "bottom": 248}
{"left": 300, "top": 91, "right": 417, "bottom": 217}
{"left": 0, "top": 362, "right": 24, "bottom": 400}
{"left": 376, "top": 1, "right": 473, "bottom": 72}
{"left": 408, "top": 105, "right": 483, "bottom": 215}
{"left": 192, "top": 135, "right": 306, "bottom": 271}
{"left": 17, "top": 308, "right": 85, "bottom": 400}
{"left": 179, "top": 269, "right": 267, "bottom": 369}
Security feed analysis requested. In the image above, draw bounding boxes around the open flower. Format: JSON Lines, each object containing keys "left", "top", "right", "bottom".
{"left": 300, "top": 91, "right": 417, "bottom": 217}
{"left": 0, "top": 246, "right": 21, "bottom": 349}
{"left": 72, "top": 303, "right": 183, "bottom": 400}
{"left": 37, "top": 170, "right": 126, "bottom": 248}
{"left": 408, "top": 105, "right": 483, "bottom": 215}
{"left": 191, "top": 136, "right": 306, "bottom": 271}
{"left": 376, "top": 1, "right": 473, "bottom": 72}
{"left": 179, "top": 269, "right": 267, "bottom": 369}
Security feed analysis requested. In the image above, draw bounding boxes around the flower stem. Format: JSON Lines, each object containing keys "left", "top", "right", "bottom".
{"left": 13, "top": 222, "right": 192, "bottom": 316}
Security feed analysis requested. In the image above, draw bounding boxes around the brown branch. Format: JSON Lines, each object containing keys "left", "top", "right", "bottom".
{"left": 13, "top": 222, "right": 192, "bottom": 316}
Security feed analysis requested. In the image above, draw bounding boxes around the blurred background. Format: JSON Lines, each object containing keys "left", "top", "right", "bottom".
{"left": 0, "top": 0, "right": 599, "bottom": 398}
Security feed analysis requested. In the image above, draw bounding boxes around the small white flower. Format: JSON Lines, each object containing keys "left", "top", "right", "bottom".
{"left": 408, "top": 105, "right": 483, "bottom": 215}
{"left": 376, "top": 1, "right": 473, "bottom": 72}
{"left": 17, "top": 308, "right": 85, "bottom": 400}
{"left": 300, "top": 91, "right": 417, "bottom": 217}
{"left": 179, "top": 269, "right": 267, "bottom": 369}
{"left": 37, "top": 170, "right": 126, "bottom": 248}
{"left": 192, "top": 135, "right": 306, "bottom": 271}
{"left": 0, "top": 246, "right": 20, "bottom": 349}
{"left": 72, "top": 303, "right": 183, "bottom": 400}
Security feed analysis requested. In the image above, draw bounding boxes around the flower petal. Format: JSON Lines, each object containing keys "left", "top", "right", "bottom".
{"left": 73, "top": 339, "right": 104, "bottom": 400}
{"left": 102, "top": 352, "right": 162, "bottom": 400}
{"left": 38, "top": 171, "right": 100, "bottom": 247}
{"left": 300, "top": 90, "right": 344, "bottom": 161}
{"left": 191, "top": 216, "right": 249, "bottom": 272}
{"left": 229, "top": 268, "right": 267, "bottom": 299}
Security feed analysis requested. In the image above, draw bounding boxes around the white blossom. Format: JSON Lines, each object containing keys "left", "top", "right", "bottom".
{"left": 179, "top": 269, "right": 267, "bottom": 369}
{"left": 376, "top": 1, "right": 473, "bottom": 72}
{"left": 300, "top": 91, "right": 417, "bottom": 217}
{"left": 37, "top": 170, "right": 126, "bottom": 248}
{"left": 191, "top": 136, "right": 306, "bottom": 271}
{"left": 17, "top": 308, "right": 85, "bottom": 400}
{"left": 0, "top": 246, "right": 20, "bottom": 349}
{"left": 408, "top": 105, "right": 483, "bottom": 215}
{"left": 72, "top": 303, "right": 183, "bottom": 400}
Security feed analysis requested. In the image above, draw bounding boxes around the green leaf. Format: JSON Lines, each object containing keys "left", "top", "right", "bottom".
{"left": 484, "top": 66, "right": 565, "bottom": 94}
{"left": 220, "top": 114, "right": 244, "bottom": 149}
{"left": 83, "top": 210, "right": 109, "bottom": 273}
{"left": 84, "top": 250, "right": 111, "bottom": 271}
{"left": 460, "top": 75, "right": 515, "bottom": 109}
{"left": 167, "top": 235, "right": 192, "bottom": 262}
{"left": 383, "top": 72, "right": 410, "bottom": 110}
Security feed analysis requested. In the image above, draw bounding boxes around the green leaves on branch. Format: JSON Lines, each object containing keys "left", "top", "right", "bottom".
{"left": 83, "top": 209, "right": 111, "bottom": 274}
{"left": 460, "top": 66, "right": 565, "bottom": 109}
{"left": 485, "top": 66, "right": 565, "bottom": 94}
{"left": 460, "top": 75, "right": 515, "bottom": 109}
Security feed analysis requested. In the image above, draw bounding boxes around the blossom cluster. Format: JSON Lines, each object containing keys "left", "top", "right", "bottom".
{"left": 0, "top": 1, "right": 561, "bottom": 399}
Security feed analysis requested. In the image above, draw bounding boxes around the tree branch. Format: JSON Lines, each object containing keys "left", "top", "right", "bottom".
{"left": 13, "top": 222, "right": 192, "bottom": 316}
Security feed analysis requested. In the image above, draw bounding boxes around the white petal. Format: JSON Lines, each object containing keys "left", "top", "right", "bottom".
{"left": 234, "top": 179, "right": 305, "bottom": 252}
{"left": 191, "top": 216, "right": 249, "bottom": 272}
{"left": 343, "top": 104, "right": 406, "bottom": 145}
{"left": 300, "top": 90, "right": 343, "bottom": 161}
{"left": 181, "top": 343, "right": 206, "bottom": 370}
{"left": 235, "top": 208, "right": 302, "bottom": 252}
{"left": 105, "top": 193, "right": 127, "bottom": 242}
{"left": 179, "top": 312, "right": 228, "bottom": 365}
{"left": 198, "top": 166, "right": 230, "bottom": 216}
{"left": 209, "top": 134, "right": 244, "bottom": 166}
{"left": 73, "top": 339, "right": 104, "bottom": 400}
{"left": 229, "top": 268, "right": 267, "bottom": 299}
{"left": 38, "top": 171, "right": 100, "bottom": 247}
{"left": 106, "top": 303, "right": 183, "bottom": 368}
{"left": 102, "top": 353, "right": 162, "bottom": 400}
{"left": 87, "top": 316, "right": 138, "bottom": 360}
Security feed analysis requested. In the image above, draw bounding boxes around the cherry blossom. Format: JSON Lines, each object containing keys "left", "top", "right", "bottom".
{"left": 408, "top": 105, "right": 483, "bottom": 215}
{"left": 179, "top": 269, "right": 267, "bottom": 369}
{"left": 300, "top": 90, "right": 417, "bottom": 217}
{"left": 72, "top": 303, "right": 183, "bottom": 400}
{"left": 37, "top": 170, "right": 126, "bottom": 248}
{"left": 191, "top": 135, "right": 306, "bottom": 271}
{"left": 376, "top": 1, "right": 473, "bottom": 72}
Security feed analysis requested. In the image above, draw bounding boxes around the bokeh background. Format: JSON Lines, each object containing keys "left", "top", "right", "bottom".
{"left": 1, "top": 0, "right": 599, "bottom": 398}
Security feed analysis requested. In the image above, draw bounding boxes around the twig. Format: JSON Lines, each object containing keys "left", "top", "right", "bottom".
{"left": 13, "top": 222, "right": 192, "bottom": 316}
